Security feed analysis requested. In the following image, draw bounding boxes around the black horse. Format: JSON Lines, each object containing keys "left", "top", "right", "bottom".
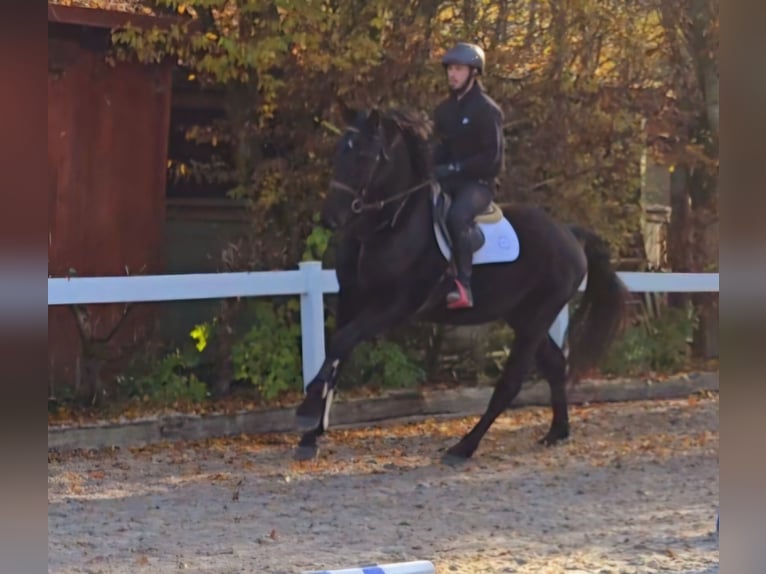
{"left": 294, "top": 102, "right": 629, "bottom": 462}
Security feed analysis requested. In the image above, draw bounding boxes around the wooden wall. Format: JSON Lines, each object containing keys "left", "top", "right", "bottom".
{"left": 48, "top": 12, "right": 173, "bottom": 395}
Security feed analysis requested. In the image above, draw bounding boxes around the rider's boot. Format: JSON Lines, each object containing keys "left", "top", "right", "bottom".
{"left": 446, "top": 230, "right": 474, "bottom": 309}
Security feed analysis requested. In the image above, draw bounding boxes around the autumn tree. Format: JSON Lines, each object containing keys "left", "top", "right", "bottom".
{"left": 109, "top": 0, "right": 684, "bottom": 257}
{"left": 100, "top": 0, "right": 718, "bottom": 396}
{"left": 653, "top": 0, "right": 719, "bottom": 356}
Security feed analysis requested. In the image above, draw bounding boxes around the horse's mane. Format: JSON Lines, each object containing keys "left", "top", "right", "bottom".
{"left": 379, "top": 107, "right": 434, "bottom": 183}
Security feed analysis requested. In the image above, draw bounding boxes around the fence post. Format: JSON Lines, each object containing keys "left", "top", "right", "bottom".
{"left": 299, "top": 261, "right": 326, "bottom": 390}
{"left": 549, "top": 303, "right": 569, "bottom": 351}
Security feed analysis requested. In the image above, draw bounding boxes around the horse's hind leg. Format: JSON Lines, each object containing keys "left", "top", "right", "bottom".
{"left": 442, "top": 292, "right": 571, "bottom": 461}
{"left": 443, "top": 328, "right": 538, "bottom": 461}
{"left": 535, "top": 334, "right": 570, "bottom": 446}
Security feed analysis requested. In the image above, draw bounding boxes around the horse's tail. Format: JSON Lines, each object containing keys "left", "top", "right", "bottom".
{"left": 565, "top": 225, "right": 630, "bottom": 383}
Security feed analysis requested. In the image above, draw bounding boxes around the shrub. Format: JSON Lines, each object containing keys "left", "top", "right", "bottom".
{"left": 600, "top": 303, "right": 697, "bottom": 376}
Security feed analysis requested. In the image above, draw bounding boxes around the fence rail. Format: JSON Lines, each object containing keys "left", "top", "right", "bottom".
{"left": 48, "top": 262, "right": 719, "bottom": 387}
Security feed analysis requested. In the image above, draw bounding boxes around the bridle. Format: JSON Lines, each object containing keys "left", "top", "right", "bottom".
{"left": 328, "top": 122, "right": 433, "bottom": 229}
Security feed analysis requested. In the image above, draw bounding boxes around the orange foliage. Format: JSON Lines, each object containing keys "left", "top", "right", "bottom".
{"left": 49, "top": 0, "right": 155, "bottom": 14}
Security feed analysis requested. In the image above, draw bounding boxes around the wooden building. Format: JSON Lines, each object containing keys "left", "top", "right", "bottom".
{"left": 48, "top": 4, "right": 182, "bottom": 396}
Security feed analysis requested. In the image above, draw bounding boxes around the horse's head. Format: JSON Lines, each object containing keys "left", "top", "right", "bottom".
{"left": 321, "top": 100, "right": 428, "bottom": 232}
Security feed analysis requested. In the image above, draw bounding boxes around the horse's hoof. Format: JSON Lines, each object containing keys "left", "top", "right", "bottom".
{"left": 441, "top": 444, "right": 473, "bottom": 466}
{"left": 539, "top": 429, "right": 570, "bottom": 447}
{"left": 293, "top": 444, "right": 319, "bottom": 461}
{"left": 441, "top": 453, "right": 469, "bottom": 467}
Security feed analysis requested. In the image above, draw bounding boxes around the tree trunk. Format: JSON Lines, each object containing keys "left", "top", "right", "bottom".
{"left": 690, "top": 165, "right": 719, "bottom": 358}
{"left": 687, "top": 0, "right": 719, "bottom": 359}
{"left": 667, "top": 166, "right": 692, "bottom": 310}
{"left": 660, "top": 0, "right": 719, "bottom": 358}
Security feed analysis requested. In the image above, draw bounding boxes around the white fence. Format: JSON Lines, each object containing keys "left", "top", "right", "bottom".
{"left": 48, "top": 261, "right": 719, "bottom": 388}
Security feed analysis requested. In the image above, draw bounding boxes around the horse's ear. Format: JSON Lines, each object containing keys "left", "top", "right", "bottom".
{"left": 336, "top": 97, "right": 357, "bottom": 126}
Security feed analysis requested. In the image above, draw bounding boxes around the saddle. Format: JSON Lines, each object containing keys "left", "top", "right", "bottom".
{"left": 432, "top": 185, "right": 503, "bottom": 253}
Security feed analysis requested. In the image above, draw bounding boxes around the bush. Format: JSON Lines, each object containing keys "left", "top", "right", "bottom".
{"left": 600, "top": 304, "right": 697, "bottom": 377}
{"left": 339, "top": 338, "right": 425, "bottom": 389}
{"left": 117, "top": 348, "right": 208, "bottom": 407}
{"left": 188, "top": 294, "right": 424, "bottom": 401}
{"left": 230, "top": 300, "right": 303, "bottom": 400}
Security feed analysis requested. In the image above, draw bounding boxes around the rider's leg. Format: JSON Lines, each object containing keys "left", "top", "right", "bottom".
{"left": 445, "top": 181, "right": 493, "bottom": 308}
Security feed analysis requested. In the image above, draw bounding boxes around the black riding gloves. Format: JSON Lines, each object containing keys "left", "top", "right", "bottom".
{"left": 434, "top": 162, "right": 461, "bottom": 180}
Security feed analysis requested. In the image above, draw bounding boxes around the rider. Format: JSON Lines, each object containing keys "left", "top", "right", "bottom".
{"left": 432, "top": 42, "right": 505, "bottom": 309}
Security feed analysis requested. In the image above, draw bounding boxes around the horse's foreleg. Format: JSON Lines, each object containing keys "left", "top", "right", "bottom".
{"left": 295, "top": 298, "right": 412, "bottom": 432}
{"left": 295, "top": 287, "right": 361, "bottom": 460}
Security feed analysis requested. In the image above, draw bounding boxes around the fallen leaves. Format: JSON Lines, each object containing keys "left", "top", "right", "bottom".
{"left": 48, "top": 371, "right": 717, "bottom": 435}
{"left": 688, "top": 395, "right": 699, "bottom": 407}
{"left": 48, "top": 397, "right": 719, "bottom": 574}
{"left": 47, "top": 384, "right": 392, "bottom": 429}
{"left": 49, "top": 397, "right": 719, "bottom": 492}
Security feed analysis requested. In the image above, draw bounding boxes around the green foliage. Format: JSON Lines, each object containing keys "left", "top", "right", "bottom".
{"left": 118, "top": 348, "right": 208, "bottom": 406}
{"left": 600, "top": 305, "right": 698, "bottom": 376}
{"left": 190, "top": 321, "right": 213, "bottom": 352}
{"left": 340, "top": 339, "right": 425, "bottom": 389}
{"left": 302, "top": 214, "right": 333, "bottom": 261}
{"left": 230, "top": 300, "right": 302, "bottom": 400}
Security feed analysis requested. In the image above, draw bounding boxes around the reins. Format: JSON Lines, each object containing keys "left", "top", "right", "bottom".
{"left": 329, "top": 178, "right": 433, "bottom": 214}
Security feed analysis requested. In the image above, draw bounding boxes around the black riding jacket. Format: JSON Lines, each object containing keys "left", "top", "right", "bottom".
{"left": 433, "top": 81, "right": 505, "bottom": 183}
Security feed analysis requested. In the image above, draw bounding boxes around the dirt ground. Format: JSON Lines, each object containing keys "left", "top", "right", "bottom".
{"left": 48, "top": 395, "right": 719, "bottom": 574}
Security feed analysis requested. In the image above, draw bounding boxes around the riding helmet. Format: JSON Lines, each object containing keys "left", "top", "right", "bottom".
{"left": 441, "top": 42, "right": 485, "bottom": 74}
